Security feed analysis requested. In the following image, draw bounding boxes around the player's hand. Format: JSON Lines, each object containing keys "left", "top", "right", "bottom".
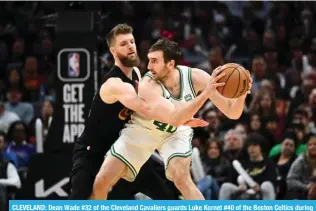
{"left": 238, "top": 70, "right": 252, "bottom": 98}
{"left": 252, "top": 184, "right": 260, "bottom": 192}
{"left": 183, "top": 118, "right": 209, "bottom": 128}
{"left": 245, "top": 70, "right": 252, "bottom": 95}
{"left": 239, "top": 184, "right": 247, "bottom": 192}
{"left": 206, "top": 66, "right": 226, "bottom": 98}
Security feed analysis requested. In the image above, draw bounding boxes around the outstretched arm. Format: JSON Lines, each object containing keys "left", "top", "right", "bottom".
{"left": 137, "top": 74, "right": 224, "bottom": 127}
{"left": 192, "top": 67, "right": 252, "bottom": 120}
{"left": 99, "top": 73, "right": 224, "bottom": 127}
{"left": 100, "top": 78, "right": 150, "bottom": 114}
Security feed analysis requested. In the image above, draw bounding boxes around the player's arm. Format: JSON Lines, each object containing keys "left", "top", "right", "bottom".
{"left": 99, "top": 78, "right": 150, "bottom": 113}
{"left": 137, "top": 77, "right": 211, "bottom": 127}
{"left": 191, "top": 67, "right": 251, "bottom": 120}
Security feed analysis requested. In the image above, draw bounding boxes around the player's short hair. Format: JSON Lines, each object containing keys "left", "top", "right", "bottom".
{"left": 149, "top": 37, "right": 182, "bottom": 66}
{"left": 106, "top": 23, "right": 133, "bottom": 47}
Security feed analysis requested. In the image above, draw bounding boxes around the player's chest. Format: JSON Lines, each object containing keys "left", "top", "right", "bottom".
{"left": 168, "top": 86, "right": 180, "bottom": 97}
{"left": 164, "top": 81, "right": 182, "bottom": 99}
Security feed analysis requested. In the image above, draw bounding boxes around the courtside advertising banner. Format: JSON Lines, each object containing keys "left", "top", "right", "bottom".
{"left": 45, "top": 31, "right": 97, "bottom": 153}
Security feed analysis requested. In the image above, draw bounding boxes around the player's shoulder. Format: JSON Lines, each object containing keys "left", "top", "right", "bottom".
{"left": 105, "top": 77, "right": 124, "bottom": 85}
{"left": 177, "top": 65, "right": 189, "bottom": 69}
{"left": 142, "top": 72, "right": 158, "bottom": 85}
{"left": 177, "top": 65, "right": 203, "bottom": 75}
{"left": 101, "top": 77, "right": 126, "bottom": 95}
{"left": 177, "top": 65, "right": 192, "bottom": 73}
{"left": 133, "top": 66, "right": 142, "bottom": 81}
{"left": 190, "top": 67, "right": 209, "bottom": 78}
{"left": 189, "top": 67, "right": 210, "bottom": 92}
{"left": 139, "top": 72, "right": 163, "bottom": 95}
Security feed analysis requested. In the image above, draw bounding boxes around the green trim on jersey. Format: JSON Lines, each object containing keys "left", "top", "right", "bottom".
{"left": 165, "top": 132, "right": 193, "bottom": 169}
{"left": 188, "top": 67, "right": 197, "bottom": 97}
{"left": 144, "top": 72, "right": 153, "bottom": 79}
{"left": 166, "top": 66, "right": 184, "bottom": 101}
{"left": 110, "top": 146, "right": 137, "bottom": 179}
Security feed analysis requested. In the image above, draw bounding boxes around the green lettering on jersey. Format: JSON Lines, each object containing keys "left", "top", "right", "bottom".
{"left": 153, "top": 120, "right": 177, "bottom": 133}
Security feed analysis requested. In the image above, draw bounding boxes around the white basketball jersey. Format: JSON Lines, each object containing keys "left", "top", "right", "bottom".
{"left": 127, "top": 65, "right": 197, "bottom": 136}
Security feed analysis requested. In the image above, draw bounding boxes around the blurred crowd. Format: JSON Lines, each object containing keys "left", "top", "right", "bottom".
{"left": 0, "top": 1, "right": 315, "bottom": 206}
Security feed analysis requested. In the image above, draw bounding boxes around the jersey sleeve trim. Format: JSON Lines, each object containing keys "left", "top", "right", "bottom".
{"left": 188, "top": 67, "right": 197, "bottom": 97}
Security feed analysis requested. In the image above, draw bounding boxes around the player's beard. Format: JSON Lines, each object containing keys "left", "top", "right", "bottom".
{"left": 154, "top": 65, "right": 169, "bottom": 81}
{"left": 117, "top": 52, "right": 140, "bottom": 67}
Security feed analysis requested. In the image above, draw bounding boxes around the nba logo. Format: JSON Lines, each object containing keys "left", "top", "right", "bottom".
{"left": 68, "top": 53, "right": 80, "bottom": 77}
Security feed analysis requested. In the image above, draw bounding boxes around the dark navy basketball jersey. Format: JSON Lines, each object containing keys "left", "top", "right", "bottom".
{"left": 77, "top": 65, "right": 139, "bottom": 154}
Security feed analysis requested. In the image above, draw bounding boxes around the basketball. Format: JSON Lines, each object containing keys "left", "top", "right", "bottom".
{"left": 216, "top": 63, "right": 250, "bottom": 99}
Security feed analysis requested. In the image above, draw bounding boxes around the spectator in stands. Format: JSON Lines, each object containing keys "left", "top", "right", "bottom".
{"left": 249, "top": 87, "right": 281, "bottom": 142}
{"left": 28, "top": 99, "right": 54, "bottom": 143}
{"left": 248, "top": 88, "right": 277, "bottom": 122}
{"left": 196, "top": 47, "right": 224, "bottom": 74}
{"left": 292, "top": 107, "right": 316, "bottom": 135}
{"left": 270, "top": 121, "right": 308, "bottom": 157}
{"left": 23, "top": 56, "right": 47, "bottom": 102}
{"left": 250, "top": 56, "right": 266, "bottom": 95}
{"left": 202, "top": 108, "right": 220, "bottom": 138}
{"left": 270, "top": 131, "right": 297, "bottom": 199}
{"left": 223, "top": 129, "right": 248, "bottom": 162}
{"left": 0, "top": 132, "right": 17, "bottom": 168}
{"left": 198, "top": 139, "right": 231, "bottom": 199}
{"left": 262, "top": 30, "right": 276, "bottom": 50}
{"left": 6, "top": 67, "right": 26, "bottom": 99}
{"left": 6, "top": 68, "right": 23, "bottom": 90}
{"left": 5, "top": 87, "right": 34, "bottom": 124}
{"left": 234, "top": 122, "right": 248, "bottom": 144}
{"left": 248, "top": 113, "right": 275, "bottom": 154}
{"left": 287, "top": 136, "right": 316, "bottom": 199}
{"left": 289, "top": 38, "right": 304, "bottom": 73}
{"left": 269, "top": 129, "right": 303, "bottom": 157}
{"left": 0, "top": 101, "right": 19, "bottom": 133}
{"left": 308, "top": 88, "right": 316, "bottom": 125}
{"left": 208, "top": 47, "right": 225, "bottom": 73}
{"left": 219, "top": 133, "right": 277, "bottom": 200}
{"left": 10, "top": 39, "right": 25, "bottom": 65}
{"left": 4, "top": 121, "right": 35, "bottom": 179}
{"left": 0, "top": 131, "right": 21, "bottom": 210}
{"left": 288, "top": 72, "right": 316, "bottom": 120}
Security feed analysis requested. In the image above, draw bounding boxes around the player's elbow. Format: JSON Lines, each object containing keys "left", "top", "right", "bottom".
{"left": 99, "top": 86, "right": 107, "bottom": 103}
{"left": 168, "top": 117, "right": 183, "bottom": 128}
{"left": 99, "top": 82, "right": 115, "bottom": 103}
{"left": 170, "top": 121, "right": 181, "bottom": 128}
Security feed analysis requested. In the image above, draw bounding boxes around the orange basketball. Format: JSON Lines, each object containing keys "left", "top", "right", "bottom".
{"left": 216, "top": 63, "right": 250, "bottom": 99}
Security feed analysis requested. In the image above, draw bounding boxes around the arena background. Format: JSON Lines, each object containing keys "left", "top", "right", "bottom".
{"left": 0, "top": 1, "right": 315, "bottom": 205}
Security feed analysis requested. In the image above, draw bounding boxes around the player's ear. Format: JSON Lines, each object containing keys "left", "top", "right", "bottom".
{"left": 109, "top": 47, "right": 116, "bottom": 56}
{"left": 168, "top": 60, "right": 175, "bottom": 68}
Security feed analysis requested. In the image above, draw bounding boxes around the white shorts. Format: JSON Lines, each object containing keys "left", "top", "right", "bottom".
{"left": 108, "top": 125, "right": 193, "bottom": 182}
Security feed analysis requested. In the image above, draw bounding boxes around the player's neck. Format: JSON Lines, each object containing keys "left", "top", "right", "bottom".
{"left": 160, "top": 67, "right": 179, "bottom": 89}
{"left": 115, "top": 61, "right": 133, "bottom": 79}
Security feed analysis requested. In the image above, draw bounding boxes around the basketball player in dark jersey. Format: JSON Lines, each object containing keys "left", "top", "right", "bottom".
{"left": 69, "top": 23, "right": 215, "bottom": 200}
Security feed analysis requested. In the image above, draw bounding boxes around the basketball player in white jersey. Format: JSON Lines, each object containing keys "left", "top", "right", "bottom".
{"left": 91, "top": 38, "right": 252, "bottom": 200}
